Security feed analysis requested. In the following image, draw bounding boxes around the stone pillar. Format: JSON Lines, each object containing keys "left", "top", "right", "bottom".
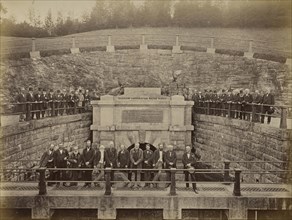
{"left": 228, "top": 199, "right": 248, "bottom": 220}
{"left": 140, "top": 34, "right": 148, "bottom": 52}
{"left": 163, "top": 197, "right": 182, "bottom": 219}
{"left": 70, "top": 36, "right": 80, "bottom": 54}
{"left": 106, "top": 35, "right": 115, "bottom": 52}
{"left": 32, "top": 196, "right": 54, "bottom": 219}
{"left": 172, "top": 35, "right": 182, "bottom": 54}
{"left": 207, "top": 37, "right": 215, "bottom": 54}
{"left": 244, "top": 40, "right": 254, "bottom": 58}
{"left": 98, "top": 208, "right": 117, "bottom": 219}
{"left": 30, "top": 38, "right": 41, "bottom": 59}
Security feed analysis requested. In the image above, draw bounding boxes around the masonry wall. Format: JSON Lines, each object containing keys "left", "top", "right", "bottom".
{"left": 0, "top": 113, "right": 92, "bottom": 168}
{"left": 1, "top": 50, "right": 291, "bottom": 105}
{"left": 193, "top": 114, "right": 292, "bottom": 183}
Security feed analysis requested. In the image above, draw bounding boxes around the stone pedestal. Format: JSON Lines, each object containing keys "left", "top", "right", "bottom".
{"left": 140, "top": 44, "right": 148, "bottom": 52}
{"left": 244, "top": 52, "right": 254, "bottom": 59}
{"left": 106, "top": 46, "right": 115, "bottom": 53}
{"left": 30, "top": 51, "right": 41, "bottom": 59}
{"left": 32, "top": 196, "right": 54, "bottom": 219}
{"left": 90, "top": 88, "right": 194, "bottom": 152}
{"left": 70, "top": 47, "right": 80, "bottom": 54}
{"left": 207, "top": 48, "right": 215, "bottom": 54}
{"left": 172, "top": 46, "right": 182, "bottom": 54}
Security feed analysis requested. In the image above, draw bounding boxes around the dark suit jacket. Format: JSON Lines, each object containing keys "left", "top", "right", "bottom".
{"left": 105, "top": 148, "right": 117, "bottom": 168}
{"left": 26, "top": 93, "right": 35, "bottom": 102}
{"left": 143, "top": 150, "right": 153, "bottom": 168}
{"left": 82, "top": 147, "right": 95, "bottom": 168}
{"left": 54, "top": 149, "right": 69, "bottom": 168}
{"left": 118, "top": 150, "right": 130, "bottom": 168}
{"left": 262, "top": 93, "right": 275, "bottom": 105}
{"left": 164, "top": 151, "right": 177, "bottom": 169}
{"left": 68, "top": 152, "right": 81, "bottom": 168}
{"left": 94, "top": 150, "right": 101, "bottom": 166}
{"left": 40, "top": 151, "right": 54, "bottom": 168}
{"left": 152, "top": 149, "right": 164, "bottom": 165}
{"left": 130, "top": 148, "right": 143, "bottom": 168}
{"left": 182, "top": 152, "right": 198, "bottom": 169}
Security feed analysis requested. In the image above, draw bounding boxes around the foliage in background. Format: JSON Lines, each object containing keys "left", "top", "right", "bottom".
{"left": 0, "top": 0, "right": 291, "bottom": 38}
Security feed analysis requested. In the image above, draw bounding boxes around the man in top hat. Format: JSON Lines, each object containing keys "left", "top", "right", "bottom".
{"left": 54, "top": 143, "right": 69, "bottom": 187}
{"left": 26, "top": 87, "right": 35, "bottom": 120}
{"left": 68, "top": 145, "right": 81, "bottom": 186}
{"left": 261, "top": 88, "right": 275, "bottom": 124}
{"left": 16, "top": 87, "right": 27, "bottom": 121}
{"left": 40, "top": 89, "right": 49, "bottom": 118}
{"left": 40, "top": 144, "right": 55, "bottom": 186}
{"left": 182, "top": 146, "right": 199, "bottom": 194}
{"left": 34, "top": 88, "right": 42, "bottom": 119}
{"left": 143, "top": 144, "right": 153, "bottom": 187}
{"left": 81, "top": 140, "right": 95, "bottom": 187}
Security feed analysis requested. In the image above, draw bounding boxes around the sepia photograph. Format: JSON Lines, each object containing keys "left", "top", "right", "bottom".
{"left": 0, "top": 0, "right": 291, "bottom": 219}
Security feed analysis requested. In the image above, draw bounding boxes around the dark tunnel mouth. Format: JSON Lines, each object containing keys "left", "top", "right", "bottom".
{"left": 127, "top": 143, "right": 156, "bottom": 152}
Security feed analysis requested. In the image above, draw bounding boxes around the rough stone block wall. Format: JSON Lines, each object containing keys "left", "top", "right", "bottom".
{"left": 1, "top": 50, "right": 291, "bottom": 105}
{"left": 0, "top": 113, "right": 92, "bottom": 169}
{"left": 193, "top": 114, "right": 292, "bottom": 183}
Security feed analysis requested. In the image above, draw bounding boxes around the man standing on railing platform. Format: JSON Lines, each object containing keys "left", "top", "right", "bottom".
{"left": 34, "top": 88, "right": 42, "bottom": 119}
{"left": 93, "top": 144, "right": 105, "bottom": 187}
{"left": 40, "top": 89, "right": 48, "bottom": 118}
{"left": 130, "top": 143, "right": 143, "bottom": 189}
{"left": 261, "top": 88, "right": 275, "bottom": 124}
{"left": 164, "top": 144, "right": 177, "bottom": 188}
{"left": 182, "top": 146, "right": 199, "bottom": 194}
{"left": 253, "top": 90, "right": 262, "bottom": 122}
{"left": 54, "top": 143, "right": 69, "bottom": 187}
{"left": 81, "top": 140, "right": 95, "bottom": 187}
{"left": 105, "top": 141, "right": 117, "bottom": 187}
{"left": 68, "top": 145, "right": 81, "bottom": 186}
{"left": 16, "top": 87, "right": 26, "bottom": 122}
{"left": 152, "top": 143, "right": 165, "bottom": 188}
{"left": 39, "top": 144, "right": 55, "bottom": 186}
{"left": 26, "top": 87, "right": 35, "bottom": 120}
{"left": 143, "top": 143, "right": 153, "bottom": 188}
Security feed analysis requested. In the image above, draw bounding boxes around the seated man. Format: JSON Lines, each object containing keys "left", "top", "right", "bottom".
{"left": 39, "top": 144, "right": 55, "bottom": 186}
{"left": 164, "top": 144, "right": 177, "bottom": 188}
{"left": 152, "top": 143, "right": 165, "bottom": 188}
{"left": 182, "top": 146, "right": 199, "bottom": 194}
{"left": 129, "top": 143, "right": 143, "bottom": 188}
{"left": 143, "top": 144, "right": 153, "bottom": 188}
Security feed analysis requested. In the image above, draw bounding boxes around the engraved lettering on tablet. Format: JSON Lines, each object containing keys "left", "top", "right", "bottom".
{"left": 122, "top": 110, "right": 163, "bottom": 123}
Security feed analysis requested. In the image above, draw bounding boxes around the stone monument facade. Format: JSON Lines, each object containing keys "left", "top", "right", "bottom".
{"left": 90, "top": 88, "right": 193, "bottom": 156}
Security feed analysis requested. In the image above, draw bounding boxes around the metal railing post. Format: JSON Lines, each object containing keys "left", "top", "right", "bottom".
{"left": 38, "top": 167, "right": 47, "bottom": 195}
{"left": 27, "top": 102, "right": 32, "bottom": 121}
{"left": 228, "top": 103, "right": 231, "bottom": 118}
{"left": 224, "top": 160, "right": 230, "bottom": 183}
{"left": 105, "top": 168, "right": 112, "bottom": 195}
{"left": 233, "top": 169, "right": 241, "bottom": 196}
{"left": 280, "top": 107, "right": 287, "bottom": 129}
{"left": 51, "top": 101, "right": 55, "bottom": 117}
{"left": 207, "top": 102, "right": 210, "bottom": 115}
{"left": 170, "top": 168, "right": 176, "bottom": 195}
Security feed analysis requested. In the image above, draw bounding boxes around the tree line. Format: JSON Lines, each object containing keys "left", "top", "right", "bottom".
{"left": 0, "top": 0, "right": 291, "bottom": 38}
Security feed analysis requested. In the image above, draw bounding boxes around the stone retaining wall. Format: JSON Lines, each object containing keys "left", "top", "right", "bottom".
{"left": 0, "top": 113, "right": 92, "bottom": 168}
{"left": 193, "top": 114, "right": 292, "bottom": 183}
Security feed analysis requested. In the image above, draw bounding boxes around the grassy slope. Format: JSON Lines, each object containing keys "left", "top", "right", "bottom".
{"left": 1, "top": 27, "right": 291, "bottom": 56}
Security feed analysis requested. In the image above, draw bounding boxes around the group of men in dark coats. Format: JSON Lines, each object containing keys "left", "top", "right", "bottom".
{"left": 192, "top": 88, "right": 275, "bottom": 124}
{"left": 39, "top": 141, "right": 201, "bottom": 193}
{"left": 15, "top": 87, "right": 92, "bottom": 121}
